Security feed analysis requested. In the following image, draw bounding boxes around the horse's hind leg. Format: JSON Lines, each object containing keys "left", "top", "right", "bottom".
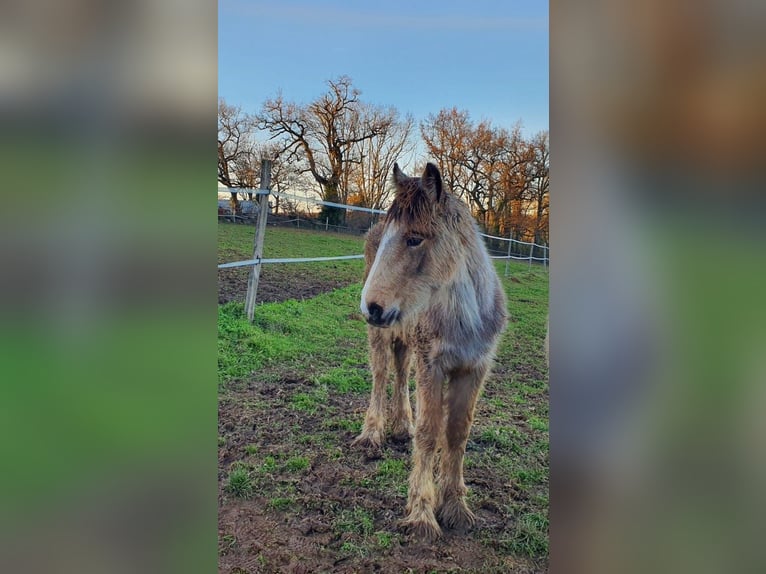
{"left": 389, "top": 337, "right": 414, "bottom": 442}
{"left": 353, "top": 327, "right": 390, "bottom": 451}
{"left": 436, "top": 364, "right": 487, "bottom": 531}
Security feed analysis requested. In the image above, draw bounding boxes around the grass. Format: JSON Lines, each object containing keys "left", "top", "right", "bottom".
{"left": 218, "top": 225, "right": 549, "bottom": 565}
{"left": 501, "top": 511, "right": 549, "bottom": 557}
{"left": 219, "top": 534, "right": 237, "bottom": 555}
{"left": 218, "top": 222, "right": 365, "bottom": 286}
{"left": 218, "top": 287, "right": 368, "bottom": 385}
{"left": 226, "top": 466, "right": 253, "bottom": 499}
{"left": 317, "top": 367, "right": 369, "bottom": 393}
{"left": 334, "top": 506, "right": 376, "bottom": 538}
{"left": 528, "top": 416, "right": 548, "bottom": 432}
{"left": 376, "top": 458, "right": 409, "bottom": 496}
{"left": 339, "top": 541, "right": 367, "bottom": 557}
{"left": 284, "top": 456, "right": 310, "bottom": 473}
{"left": 260, "top": 456, "right": 277, "bottom": 473}
{"left": 375, "top": 531, "right": 394, "bottom": 549}
{"left": 268, "top": 497, "right": 294, "bottom": 510}
{"left": 290, "top": 386, "right": 329, "bottom": 413}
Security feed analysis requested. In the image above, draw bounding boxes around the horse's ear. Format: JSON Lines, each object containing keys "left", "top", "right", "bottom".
{"left": 392, "top": 163, "right": 408, "bottom": 187}
{"left": 421, "top": 162, "right": 443, "bottom": 202}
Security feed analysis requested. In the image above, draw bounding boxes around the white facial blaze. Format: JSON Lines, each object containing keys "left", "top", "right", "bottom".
{"left": 360, "top": 224, "right": 397, "bottom": 316}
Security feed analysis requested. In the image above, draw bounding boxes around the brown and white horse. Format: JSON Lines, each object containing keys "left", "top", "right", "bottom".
{"left": 355, "top": 162, "right": 507, "bottom": 541}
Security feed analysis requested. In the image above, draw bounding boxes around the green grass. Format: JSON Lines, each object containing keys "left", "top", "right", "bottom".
{"left": 334, "top": 506, "right": 375, "bottom": 538}
{"left": 374, "top": 531, "right": 395, "bottom": 549}
{"left": 226, "top": 466, "right": 253, "bottom": 499}
{"left": 501, "top": 511, "right": 549, "bottom": 557}
{"left": 376, "top": 458, "right": 409, "bottom": 496}
{"left": 321, "top": 417, "right": 361, "bottom": 432}
{"left": 290, "top": 386, "right": 329, "bottom": 413}
{"left": 268, "top": 497, "right": 294, "bottom": 510}
{"left": 219, "top": 533, "right": 237, "bottom": 555}
{"left": 284, "top": 456, "right": 310, "bottom": 473}
{"left": 339, "top": 541, "right": 367, "bottom": 557}
{"left": 260, "top": 456, "right": 277, "bottom": 473}
{"left": 528, "top": 416, "right": 548, "bottom": 432}
{"left": 317, "top": 367, "right": 370, "bottom": 393}
{"left": 218, "top": 286, "right": 368, "bottom": 385}
{"left": 218, "top": 223, "right": 365, "bottom": 286}
{"left": 479, "top": 426, "right": 523, "bottom": 451}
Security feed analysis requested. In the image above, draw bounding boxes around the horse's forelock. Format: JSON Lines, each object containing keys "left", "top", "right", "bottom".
{"left": 386, "top": 178, "right": 434, "bottom": 232}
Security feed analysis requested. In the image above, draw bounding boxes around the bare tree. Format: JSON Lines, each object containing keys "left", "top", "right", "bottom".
{"left": 348, "top": 106, "right": 415, "bottom": 210}
{"left": 218, "top": 98, "right": 256, "bottom": 215}
{"left": 420, "top": 107, "right": 475, "bottom": 205}
{"left": 258, "top": 76, "right": 394, "bottom": 225}
{"left": 421, "top": 108, "right": 524, "bottom": 231}
{"left": 527, "top": 130, "right": 550, "bottom": 245}
{"left": 421, "top": 107, "right": 548, "bottom": 243}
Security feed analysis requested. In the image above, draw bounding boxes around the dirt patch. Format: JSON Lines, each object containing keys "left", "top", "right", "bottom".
{"left": 218, "top": 267, "right": 355, "bottom": 305}
{"left": 218, "top": 378, "right": 546, "bottom": 573}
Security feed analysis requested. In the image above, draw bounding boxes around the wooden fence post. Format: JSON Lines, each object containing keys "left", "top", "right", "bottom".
{"left": 529, "top": 242, "right": 534, "bottom": 268}
{"left": 504, "top": 231, "right": 513, "bottom": 277}
{"left": 245, "top": 159, "right": 272, "bottom": 322}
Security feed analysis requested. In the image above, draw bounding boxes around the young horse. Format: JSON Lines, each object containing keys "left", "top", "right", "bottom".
{"left": 357, "top": 162, "right": 507, "bottom": 541}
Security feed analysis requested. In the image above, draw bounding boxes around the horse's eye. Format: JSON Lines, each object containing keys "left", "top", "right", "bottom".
{"left": 406, "top": 236, "right": 423, "bottom": 247}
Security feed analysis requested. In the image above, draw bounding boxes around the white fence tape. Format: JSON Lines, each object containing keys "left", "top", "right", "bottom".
{"left": 218, "top": 254, "right": 365, "bottom": 270}
{"left": 221, "top": 187, "right": 387, "bottom": 215}
{"left": 479, "top": 232, "right": 548, "bottom": 251}
{"left": 491, "top": 255, "right": 549, "bottom": 261}
{"left": 218, "top": 187, "right": 548, "bottom": 269}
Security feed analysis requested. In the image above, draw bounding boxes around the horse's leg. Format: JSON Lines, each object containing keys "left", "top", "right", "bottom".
{"left": 389, "top": 336, "right": 414, "bottom": 442}
{"left": 436, "top": 364, "right": 488, "bottom": 531}
{"left": 352, "top": 327, "right": 390, "bottom": 450}
{"left": 402, "top": 356, "right": 444, "bottom": 541}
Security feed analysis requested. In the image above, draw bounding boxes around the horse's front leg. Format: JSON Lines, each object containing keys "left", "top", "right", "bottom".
{"left": 401, "top": 358, "right": 444, "bottom": 542}
{"left": 389, "top": 336, "right": 414, "bottom": 442}
{"left": 352, "top": 327, "right": 391, "bottom": 451}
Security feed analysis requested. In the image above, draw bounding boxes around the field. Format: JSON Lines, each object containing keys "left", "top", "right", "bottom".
{"left": 218, "top": 224, "right": 366, "bottom": 304}
{"left": 217, "top": 223, "right": 549, "bottom": 573}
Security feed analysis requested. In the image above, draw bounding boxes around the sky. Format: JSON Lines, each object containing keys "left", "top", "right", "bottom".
{"left": 219, "top": 0, "right": 548, "bottom": 138}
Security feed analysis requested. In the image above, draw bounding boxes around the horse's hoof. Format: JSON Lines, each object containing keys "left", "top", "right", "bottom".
{"left": 400, "top": 513, "right": 442, "bottom": 542}
{"left": 437, "top": 497, "right": 476, "bottom": 531}
{"left": 351, "top": 430, "right": 384, "bottom": 457}
{"left": 388, "top": 422, "right": 414, "bottom": 443}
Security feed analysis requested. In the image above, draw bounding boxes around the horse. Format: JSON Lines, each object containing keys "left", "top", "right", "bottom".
{"left": 356, "top": 162, "right": 507, "bottom": 541}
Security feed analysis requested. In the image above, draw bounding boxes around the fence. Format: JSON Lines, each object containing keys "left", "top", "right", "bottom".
{"left": 218, "top": 161, "right": 548, "bottom": 321}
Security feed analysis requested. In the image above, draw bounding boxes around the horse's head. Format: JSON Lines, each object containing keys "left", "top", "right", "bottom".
{"left": 361, "top": 162, "right": 463, "bottom": 327}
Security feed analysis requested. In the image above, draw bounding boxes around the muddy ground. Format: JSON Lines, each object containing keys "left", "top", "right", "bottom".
{"left": 219, "top": 376, "right": 544, "bottom": 574}
{"left": 218, "top": 267, "right": 354, "bottom": 305}
{"left": 218, "top": 269, "right": 548, "bottom": 573}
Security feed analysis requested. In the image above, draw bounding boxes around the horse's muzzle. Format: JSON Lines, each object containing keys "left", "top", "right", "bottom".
{"left": 365, "top": 302, "right": 400, "bottom": 328}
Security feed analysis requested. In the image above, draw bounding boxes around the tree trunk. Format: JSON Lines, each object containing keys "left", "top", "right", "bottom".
{"left": 320, "top": 183, "right": 346, "bottom": 226}
{"left": 229, "top": 191, "right": 241, "bottom": 219}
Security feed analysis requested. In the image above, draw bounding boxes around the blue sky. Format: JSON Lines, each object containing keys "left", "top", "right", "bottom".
{"left": 219, "top": 0, "right": 548, "bottom": 137}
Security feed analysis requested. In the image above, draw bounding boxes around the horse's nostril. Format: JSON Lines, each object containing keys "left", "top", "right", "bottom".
{"left": 368, "top": 302, "right": 384, "bottom": 323}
